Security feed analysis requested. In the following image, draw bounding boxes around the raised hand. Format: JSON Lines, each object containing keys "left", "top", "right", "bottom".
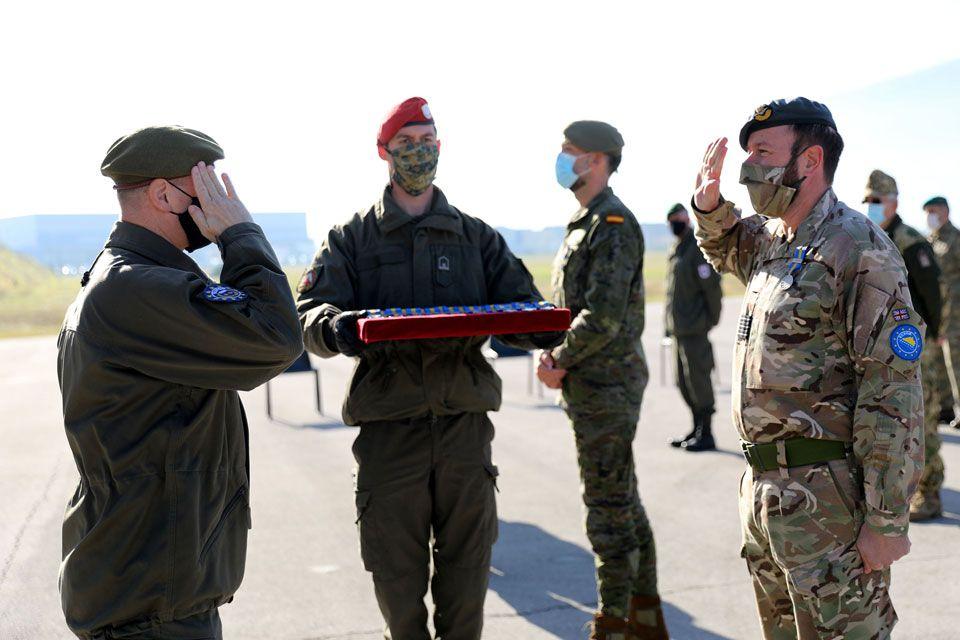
{"left": 188, "top": 161, "right": 253, "bottom": 241}
{"left": 694, "top": 137, "right": 728, "bottom": 213}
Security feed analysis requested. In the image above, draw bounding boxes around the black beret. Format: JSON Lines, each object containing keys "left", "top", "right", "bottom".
{"left": 924, "top": 196, "right": 949, "bottom": 209}
{"left": 101, "top": 126, "right": 224, "bottom": 187}
{"left": 666, "top": 203, "right": 687, "bottom": 218}
{"left": 738, "top": 97, "right": 837, "bottom": 151}
{"left": 564, "top": 120, "right": 624, "bottom": 154}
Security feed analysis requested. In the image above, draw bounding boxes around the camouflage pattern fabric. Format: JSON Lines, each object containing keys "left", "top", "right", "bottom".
{"left": 695, "top": 189, "right": 924, "bottom": 536}
{"left": 885, "top": 217, "right": 943, "bottom": 501}
{"left": 550, "top": 187, "right": 648, "bottom": 417}
{"left": 739, "top": 463, "right": 897, "bottom": 638}
{"left": 863, "top": 169, "right": 898, "bottom": 199}
{"left": 551, "top": 187, "right": 658, "bottom": 617}
{"left": 572, "top": 411, "right": 658, "bottom": 618}
{"left": 695, "top": 189, "right": 923, "bottom": 638}
{"left": 919, "top": 345, "right": 944, "bottom": 499}
{"left": 388, "top": 142, "right": 439, "bottom": 196}
{"left": 931, "top": 220, "right": 960, "bottom": 410}
{"left": 928, "top": 346, "right": 954, "bottom": 413}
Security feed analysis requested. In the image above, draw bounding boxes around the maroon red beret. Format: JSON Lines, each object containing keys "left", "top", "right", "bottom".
{"left": 377, "top": 97, "right": 435, "bottom": 148}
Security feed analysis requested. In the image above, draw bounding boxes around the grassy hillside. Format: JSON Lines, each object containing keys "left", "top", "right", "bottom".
{"left": 0, "top": 252, "right": 743, "bottom": 339}
{"left": 0, "top": 246, "right": 79, "bottom": 338}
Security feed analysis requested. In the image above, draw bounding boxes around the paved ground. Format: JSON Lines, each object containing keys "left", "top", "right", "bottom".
{"left": 2, "top": 300, "right": 959, "bottom": 639}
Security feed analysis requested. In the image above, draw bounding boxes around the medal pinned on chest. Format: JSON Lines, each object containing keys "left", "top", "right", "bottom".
{"left": 779, "top": 246, "right": 809, "bottom": 291}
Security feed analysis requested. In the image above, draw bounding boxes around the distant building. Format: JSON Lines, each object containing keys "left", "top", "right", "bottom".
{"left": 0, "top": 213, "right": 315, "bottom": 274}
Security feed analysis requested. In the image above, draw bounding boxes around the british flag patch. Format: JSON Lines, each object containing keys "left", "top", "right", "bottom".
{"left": 893, "top": 308, "right": 910, "bottom": 322}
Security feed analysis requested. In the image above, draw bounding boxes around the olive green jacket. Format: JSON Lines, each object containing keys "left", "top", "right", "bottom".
{"left": 57, "top": 221, "right": 302, "bottom": 638}
{"left": 930, "top": 219, "right": 960, "bottom": 335}
{"left": 665, "top": 228, "right": 722, "bottom": 337}
{"left": 550, "top": 187, "right": 648, "bottom": 416}
{"left": 297, "top": 186, "right": 550, "bottom": 425}
{"left": 886, "top": 215, "right": 942, "bottom": 338}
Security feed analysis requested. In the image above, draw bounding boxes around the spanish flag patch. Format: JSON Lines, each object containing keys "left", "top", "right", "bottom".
{"left": 605, "top": 214, "right": 625, "bottom": 224}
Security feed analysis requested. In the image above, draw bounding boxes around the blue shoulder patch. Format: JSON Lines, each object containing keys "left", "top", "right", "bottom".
{"left": 890, "top": 324, "right": 922, "bottom": 362}
{"left": 201, "top": 285, "right": 249, "bottom": 303}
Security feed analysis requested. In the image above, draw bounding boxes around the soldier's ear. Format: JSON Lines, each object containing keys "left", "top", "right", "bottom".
{"left": 801, "top": 145, "right": 824, "bottom": 178}
{"left": 377, "top": 144, "right": 390, "bottom": 161}
{"left": 146, "top": 179, "right": 174, "bottom": 212}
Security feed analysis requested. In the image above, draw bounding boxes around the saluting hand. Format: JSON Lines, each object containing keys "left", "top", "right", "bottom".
{"left": 694, "top": 137, "right": 727, "bottom": 213}
{"left": 189, "top": 161, "right": 254, "bottom": 241}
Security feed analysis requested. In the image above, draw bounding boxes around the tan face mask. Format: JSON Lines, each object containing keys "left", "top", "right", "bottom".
{"left": 739, "top": 162, "right": 802, "bottom": 218}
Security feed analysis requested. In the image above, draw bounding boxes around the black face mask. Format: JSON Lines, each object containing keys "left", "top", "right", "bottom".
{"left": 167, "top": 182, "right": 212, "bottom": 252}
{"left": 669, "top": 220, "right": 688, "bottom": 236}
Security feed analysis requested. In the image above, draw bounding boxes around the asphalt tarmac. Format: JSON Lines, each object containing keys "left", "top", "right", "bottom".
{"left": 2, "top": 301, "right": 958, "bottom": 639}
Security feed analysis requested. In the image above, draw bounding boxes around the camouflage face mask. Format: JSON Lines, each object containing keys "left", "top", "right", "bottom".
{"left": 739, "top": 160, "right": 804, "bottom": 218}
{"left": 390, "top": 142, "right": 439, "bottom": 196}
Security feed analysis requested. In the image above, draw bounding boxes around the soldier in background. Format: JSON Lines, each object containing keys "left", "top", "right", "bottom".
{"left": 694, "top": 99, "right": 922, "bottom": 638}
{"left": 863, "top": 170, "right": 944, "bottom": 521}
{"left": 664, "top": 203, "right": 722, "bottom": 452}
{"left": 926, "top": 196, "right": 960, "bottom": 427}
{"left": 538, "top": 121, "right": 668, "bottom": 640}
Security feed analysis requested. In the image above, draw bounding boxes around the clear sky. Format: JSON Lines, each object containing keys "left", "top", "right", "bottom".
{"left": 2, "top": 0, "right": 959, "bottom": 240}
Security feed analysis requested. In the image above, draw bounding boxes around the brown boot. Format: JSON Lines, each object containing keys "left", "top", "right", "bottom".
{"left": 627, "top": 595, "right": 669, "bottom": 640}
{"left": 909, "top": 491, "right": 943, "bottom": 522}
{"left": 590, "top": 613, "right": 631, "bottom": 640}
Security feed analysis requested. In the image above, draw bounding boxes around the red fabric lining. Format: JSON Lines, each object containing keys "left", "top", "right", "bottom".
{"left": 357, "top": 309, "right": 571, "bottom": 344}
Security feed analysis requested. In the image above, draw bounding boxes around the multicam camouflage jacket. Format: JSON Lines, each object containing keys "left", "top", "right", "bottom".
{"left": 930, "top": 220, "right": 960, "bottom": 336}
{"left": 694, "top": 189, "right": 923, "bottom": 536}
{"left": 551, "top": 187, "right": 647, "bottom": 417}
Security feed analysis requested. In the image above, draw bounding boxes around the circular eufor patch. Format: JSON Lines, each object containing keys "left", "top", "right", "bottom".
{"left": 890, "top": 324, "right": 923, "bottom": 361}
{"left": 201, "top": 285, "right": 249, "bottom": 303}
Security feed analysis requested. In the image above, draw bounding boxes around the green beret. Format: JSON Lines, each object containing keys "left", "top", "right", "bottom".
{"left": 564, "top": 120, "right": 624, "bottom": 155}
{"left": 101, "top": 126, "right": 224, "bottom": 187}
{"left": 924, "top": 196, "right": 949, "bottom": 209}
{"left": 738, "top": 97, "right": 837, "bottom": 151}
{"left": 863, "top": 169, "right": 898, "bottom": 201}
{"left": 666, "top": 203, "right": 687, "bottom": 218}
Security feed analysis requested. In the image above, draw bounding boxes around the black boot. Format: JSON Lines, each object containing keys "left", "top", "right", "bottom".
{"left": 683, "top": 412, "right": 716, "bottom": 452}
{"left": 939, "top": 406, "right": 956, "bottom": 425}
{"left": 669, "top": 414, "right": 699, "bottom": 448}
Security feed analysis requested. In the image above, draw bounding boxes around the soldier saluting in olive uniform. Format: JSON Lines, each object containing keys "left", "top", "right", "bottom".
{"left": 664, "top": 203, "right": 722, "bottom": 452}
{"left": 297, "top": 97, "right": 561, "bottom": 639}
{"left": 58, "top": 127, "right": 303, "bottom": 639}
{"left": 693, "top": 99, "right": 923, "bottom": 638}
{"left": 862, "top": 170, "right": 944, "bottom": 521}
{"left": 538, "top": 121, "right": 668, "bottom": 640}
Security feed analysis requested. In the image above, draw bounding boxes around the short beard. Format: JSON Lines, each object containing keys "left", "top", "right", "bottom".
{"left": 570, "top": 177, "right": 586, "bottom": 192}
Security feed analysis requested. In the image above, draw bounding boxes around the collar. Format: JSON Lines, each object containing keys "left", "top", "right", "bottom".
{"left": 884, "top": 213, "right": 903, "bottom": 240}
{"left": 104, "top": 221, "right": 205, "bottom": 275}
{"left": 375, "top": 185, "right": 463, "bottom": 235}
{"left": 672, "top": 227, "right": 695, "bottom": 250}
{"left": 932, "top": 219, "right": 955, "bottom": 240}
{"left": 773, "top": 188, "right": 837, "bottom": 246}
{"left": 568, "top": 187, "right": 614, "bottom": 226}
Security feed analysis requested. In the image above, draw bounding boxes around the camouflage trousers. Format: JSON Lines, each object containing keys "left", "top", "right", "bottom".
{"left": 569, "top": 411, "right": 659, "bottom": 618}
{"left": 919, "top": 341, "right": 944, "bottom": 498}
{"left": 739, "top": 461, "right": 896, "bottom": 639}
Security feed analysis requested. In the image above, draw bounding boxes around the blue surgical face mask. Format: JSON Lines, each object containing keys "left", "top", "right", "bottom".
{"left": 555, "top": 152, "right": 588, "bottom": 189}
{"left": 866, "top": 202, "right": 886, "bottom": 225}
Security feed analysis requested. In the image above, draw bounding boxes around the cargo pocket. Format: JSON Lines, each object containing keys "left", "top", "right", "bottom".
{"left": 746, "top": 263, "right": 829, "bottom": 391}
{"left": 484, "top": 463, "right": 500, "bottom": 547}
{"left": 355, "top": 491, "right": 382, "bottom": 574}
{"left": 199, "top": 486, "right": 250, "bottom": 564}
{"left": 770, "top": 468, "right": 862, "bottom": 600}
